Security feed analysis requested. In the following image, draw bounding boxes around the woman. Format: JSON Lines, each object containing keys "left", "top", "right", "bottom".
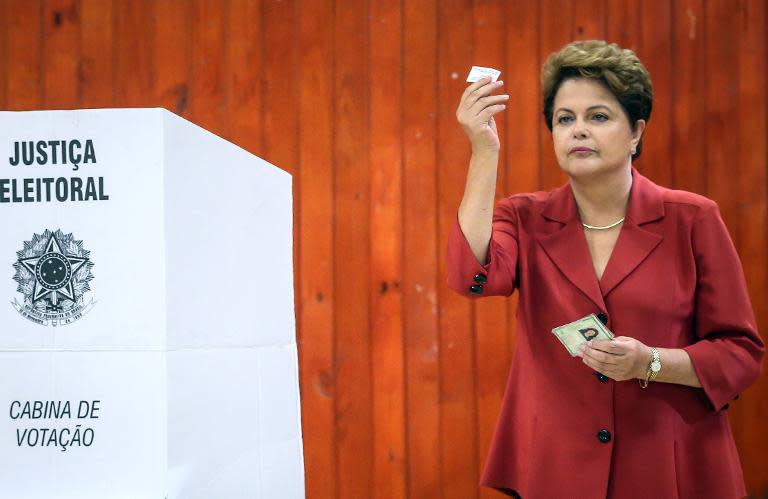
{"left": 448, "top": 40, "right": 764, "bottom": 498}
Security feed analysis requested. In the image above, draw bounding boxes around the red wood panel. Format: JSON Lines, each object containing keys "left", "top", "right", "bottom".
{"left": 670, "top": 0, "right": 706, "bottom": 192}
{"left": 42, "top": 0, "right": 79, "bottom": 108}
{"left": 402, "top": 1, "right": 441, "bottom": 497}
{"left": 297, "top": 0, "right": 336, "bottom": 497}
{"left": 261, "top": 0, "right": 301, "bottom": 320}
{"left": 263, "top": 0, "right": 298, "bottom": 174}
{"left": 539, "top": 0, "right": 573, "bottom": 190}
{"left": 369, "top": 1, "right": 406, "bottom": 498}
{"left": 226, "top": 0, "right": 263, "bottom": 154}
{"left": 573, "top": 0, "right": 606, "bottom": 39}
{"left": 606, "top": 0, "right": 640, "bottom": 51}
{"left": 79, "top": 0, "right": 115, "bottom": 107}
{"left": 0, "top": 1, "right": 7, "bottom": 109}
{"left": 6, "top": 0, "right": 43, "bottom": 110}
{"left": 333, "top": 1, "right": 373, "bottom": 498}
{"left": 114, "top": 0, "right": 153, "bottom": 107}
{"left": 503, "top": 0, "right": 540, "bottom": 410}
{"left": 436, "top": 1, "right": 477, "bottom": 497}
{"left": 734, "top": 0, "right": 768, "bottom": 493}
{"left": 637, "top": 0, "right": 673, "bottom": 187}
{"left": 703, "top": 0, "right": 739, "bottom": 224}
{"left": 188, "top": 0, "right": 226, "bottom": 137}
{"left": 470, "top": 4, "right": 510, "bottom": 498}
{"left": 154, "top": 0, "right": 191, "bottom": 115}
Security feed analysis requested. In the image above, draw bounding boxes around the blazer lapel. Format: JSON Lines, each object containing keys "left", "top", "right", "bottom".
{"left": 536, "top": 169, "right": 666, "bottom": 306}
{"left": 537, "top": 183, "right": 606, "bottom": 311}
{"left": 599, "top": 169, "right": 665, "bottom": 297}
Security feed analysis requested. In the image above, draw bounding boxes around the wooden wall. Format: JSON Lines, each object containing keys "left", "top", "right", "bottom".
{"left": 1, "top": 0, "right": 766, "bottom": 497}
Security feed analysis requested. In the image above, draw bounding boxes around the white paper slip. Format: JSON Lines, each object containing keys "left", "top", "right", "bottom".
{"left": 466, "top": 66, "right": 501, "bottom": 83}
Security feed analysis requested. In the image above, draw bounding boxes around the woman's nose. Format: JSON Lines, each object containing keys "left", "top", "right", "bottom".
{"left": 572, "top": 118, "right": 589, "bottom": 138}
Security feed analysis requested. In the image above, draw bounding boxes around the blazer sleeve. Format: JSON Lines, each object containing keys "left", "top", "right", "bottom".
{"left": 683, "top": 202, "right": 765, "bottom": 411}
{"left": 446, "top": 197, "right": 519, "bottom": 298}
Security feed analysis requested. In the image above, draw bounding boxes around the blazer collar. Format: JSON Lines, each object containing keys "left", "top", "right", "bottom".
{"left": 541, "top": 167, "right": 665, "bottom": 225}
{"left": 538, "top": 168, "right": 665, "bottom": 310}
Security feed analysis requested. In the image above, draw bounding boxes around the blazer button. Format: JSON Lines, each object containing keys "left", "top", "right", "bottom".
{"left": 473, "top": 273, "right": 487, "bottom": 283}
{"left": 469, "top": 284, "right": 484, "bottom": 295}
{"left": 597, "top": 313, "right": 609, "bottom": 325}
{"left": 597, "top": 429, "right": 611, "bottom": 443}
{"left": 597, "top": 429, "right": 611, "bottom": 444}
{"left": 595, "top": 372, "right": 609, "bottom": 383}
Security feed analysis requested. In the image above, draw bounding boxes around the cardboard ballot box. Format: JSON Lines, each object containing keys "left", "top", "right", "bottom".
{"left": 0, "top": 109, "right": 304, "bottom": 499}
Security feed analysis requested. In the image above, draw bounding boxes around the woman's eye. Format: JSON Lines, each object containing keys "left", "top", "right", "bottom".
{"left": 557, "top": 115, "right": 573, "bottom": 124}
{"left": 593, "top": 113, "right": 608, "bottom": 122}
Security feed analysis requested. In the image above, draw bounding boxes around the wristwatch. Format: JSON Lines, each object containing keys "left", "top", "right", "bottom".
{"left": 639, "top": 347, "right": 661, "bottom": 388}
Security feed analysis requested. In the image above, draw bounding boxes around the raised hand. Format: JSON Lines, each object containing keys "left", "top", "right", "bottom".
{"left": 456, "top": 76, "right": 509, "bottom": 153}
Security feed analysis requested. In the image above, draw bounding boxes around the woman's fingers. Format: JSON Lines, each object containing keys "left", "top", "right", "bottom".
{"left": 580, "top": 345, "right": 620, "bottom": 366}
{"left": 475, "top": 104, "right": 507, "bottom": 123}
{"left": 588, "top": 339, "right": 625, "bottom": 355}
{"left": 460, "top": 79, "right": 506, "bottom": 112}
{"left": 460, "top": 76, "right": 496, "bottom": 103}
{"left": 467, "top": 94, "right": 510, "bottom": 117}
{"left": 458, "top": 94, "right": 509, "bottom": 130}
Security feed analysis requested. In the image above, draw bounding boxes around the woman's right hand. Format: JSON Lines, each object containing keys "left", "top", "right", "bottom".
{"left": 455, "top": 76, "right": 509, "bottom": 153}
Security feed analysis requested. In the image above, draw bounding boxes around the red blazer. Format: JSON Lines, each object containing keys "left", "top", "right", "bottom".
{"left": 447, "top": 169, "right": 764, "bottom": 499}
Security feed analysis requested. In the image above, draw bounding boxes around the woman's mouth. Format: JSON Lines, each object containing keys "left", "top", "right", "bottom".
{"left": 570, "top": 147, "right": 595, "bottom": 154}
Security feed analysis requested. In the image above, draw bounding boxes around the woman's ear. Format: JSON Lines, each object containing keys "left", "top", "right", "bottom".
{"left": 632, "top": 119, "right": 646, "bottom": 145}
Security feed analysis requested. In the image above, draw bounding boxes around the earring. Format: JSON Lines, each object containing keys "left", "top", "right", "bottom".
{"left": 631, "top": 148, "right": 636, "bottom": 155}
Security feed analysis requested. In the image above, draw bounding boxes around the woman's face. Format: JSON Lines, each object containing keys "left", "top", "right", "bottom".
{"left": 551, "top": 77, "right": 645, "bottom": 179}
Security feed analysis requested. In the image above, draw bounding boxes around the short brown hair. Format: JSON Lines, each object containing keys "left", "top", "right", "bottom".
{"left": 541, "top": 40, "right": 653, "bottom": 161}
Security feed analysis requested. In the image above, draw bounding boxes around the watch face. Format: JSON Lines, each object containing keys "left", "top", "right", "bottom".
{"left": 651, "top": 360, "right": 661, "bottom": 372}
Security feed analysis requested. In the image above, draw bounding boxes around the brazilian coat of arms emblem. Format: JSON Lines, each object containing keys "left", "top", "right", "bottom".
{"left": 12, "top": 229, "right": 95, "bottom": 326}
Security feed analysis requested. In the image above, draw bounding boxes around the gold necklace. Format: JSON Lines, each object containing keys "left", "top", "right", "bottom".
{"left": 582, "top": 218, "right": 625, "bottom": 230}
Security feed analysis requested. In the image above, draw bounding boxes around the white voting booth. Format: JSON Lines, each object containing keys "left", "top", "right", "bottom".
{"left": 0, "top": 109, "right": 305, "bottom": 498}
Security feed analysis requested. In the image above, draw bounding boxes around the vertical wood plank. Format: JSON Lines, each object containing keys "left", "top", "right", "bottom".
{"left": 188, "top": 0, "right": 226, "bottom": 137}
{"left": 227, "top": 0, "right": 263, "bottom": 154}
{"left": 734, "top": 0, "right": 768, "bottom": 494}
{"left": 539, "top": 0, "right": 573, "bottom": 190}
{"left": 79, "top": 0, "right": 115, "bottom": 107}
{"left": 637, "top": 0, "right": 673, "bottom": 187}
{"left": 0, "top": 0, "right": 8, "bottom": 108}
{"left": 333, "top": 0, "right": 373, "bottom": 497}
{"left": 606, "top": 0, "right": 641, "bottom": 50}
{"left": 263, "top": 0, "right": 298, "bottom": 174}
{"left": 503, "top": 0, "right": 540, "bottom": 398}
{"left": 262, "top": 0, "right": 301, "bottom": 316}
{"left": 437, "top": 1, "right": 478, "bottom": 497}
{"left": 6, "top": 0, "right": 43, "bottom": 110}
{"left": 262, "top": 9, "right": 303, "bottom": 467}
{"left": 114, "top": 0, "right": 154, "bottom": 107}
{"left": 42, "top": 0, "right": 79, "bottom": 108}
{"left": 154, "top": 0, "right": 191, "bottom": 115}
{"left": 470, "top": 3, "right": 509, "bottom": 498}
{"left": 369, "top": 0, "right": 406, "bottom": 498}
{"left": 297, "top": 0, "right": 336, "bottom": 496}
{"left": 670, "top": 0, "right": 706, "bottom": 192}
{"left": 572, "top": 0, "right": 605, "bottom": 40}
{"left": 402, "top": 0, "right": 441, "bottom": 497}
{"left": 702, "top": 0, "right": 739, "bottom": 226}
